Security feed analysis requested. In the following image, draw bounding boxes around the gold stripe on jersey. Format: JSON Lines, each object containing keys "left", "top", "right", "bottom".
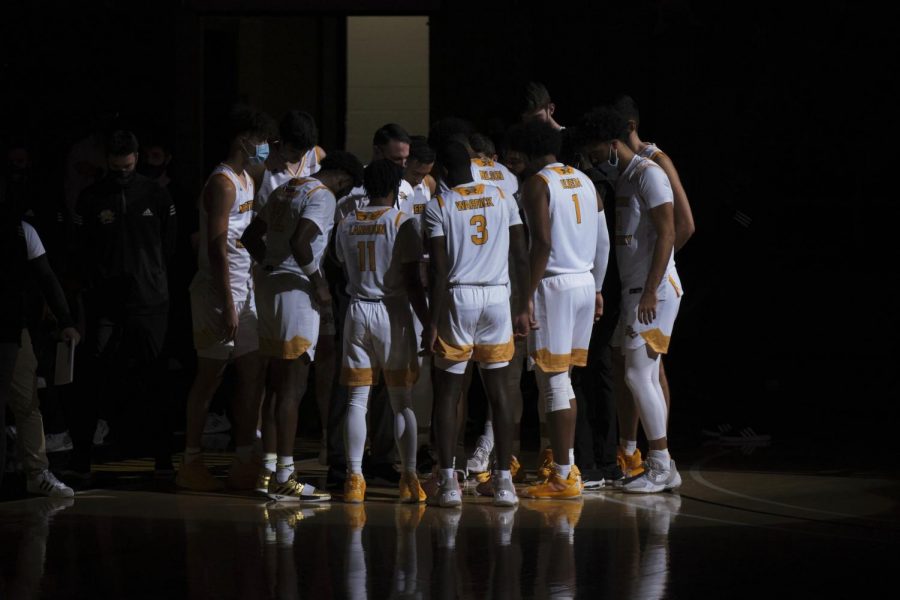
{"left": 436, "top": 336, "right": 473, "bottom": 362}
{"left": 549, "top": 166, "right": 575, "bottom": 176}
{"left": 668, "top": 274, "right": 682, "bottom": 297}
{"left": 394, "top": 212, "right": 404, "bottom": 227}
{"left": 384, "top": 367, "right": 418, "bottom": 387}
{"left": 436, "top": 195, "right": 445, "bottom": 208}
{"left": 341, "top": 366, "right": 377, "bottom": 387}
{"left": 471, "top": 158, "right": 495, "bottom": 168}
{"left": 472, "top": 338, "right": 515, "bottom": 363}
{"left": 455, "top": 184, "right": 486, "bottom": 196}
{"left": 454, "top": 197, "right": 495, "bottom": 211}
{"left": 649, "top": 150, "right": 664, "bottom": 162}
{"left": 639, "top": 328, "right": 671, "bottom": 354}
{"left": 355, "top": 208, "right": 391, "bottom": 221}
{"left": 238, "top": 200, "right": 254, "bottom": 213}
{"left": 287, "top": 177, "right": 315, "bottom": 187}
{"left": 350, "top": 224, "right": 387, "bottom": 236}
{"left": 260, "top": 335, "right": 314, "bottom": 360}
{"left": 531, "top": 348, "right": 586, "bottom": 372}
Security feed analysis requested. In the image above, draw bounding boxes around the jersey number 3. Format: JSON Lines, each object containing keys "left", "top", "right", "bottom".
{"left": 470, "top": 215, "right": 488, "bottom": 245}
{"left": 357, "top": 241, "right": 376, "bottom": 272}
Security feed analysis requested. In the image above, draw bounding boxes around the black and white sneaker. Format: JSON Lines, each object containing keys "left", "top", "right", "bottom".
{"left": 27, "top": 470, "right": 75, "bottom": 497}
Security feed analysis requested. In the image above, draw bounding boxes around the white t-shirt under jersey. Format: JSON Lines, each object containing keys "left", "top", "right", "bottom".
{"left": 21, "top": 221, "right": 46, "bottom": 260}
{"left": 335, "top": 206, "right": 421, "bottom": 300}
{"left": 614, "top": 155, "right": 675, "bottom": 289}
{"left": 255, "top": 146, "right": 325, "bottom": 213}
{"left": 534, "top": 163, "right": 600, "bottom": 277}
{"left": 197, "top": 164, "right": 255, "bottom": 302}
{"left": 256, "top": 177, "right": 336, "bottom": 282}
{"left": 424, "top": 182, "right": 521, "bottom": 286}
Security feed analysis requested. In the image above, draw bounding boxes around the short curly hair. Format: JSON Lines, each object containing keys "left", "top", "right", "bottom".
{"left": 226, "top": 104, "right": 276, "bottom": 144}
{"left": 505, "top": 120, "right": 562, "bottom": 160}
{"left": 363, "top": 159, "right": 403, "bottom": 200}
{"left": 319, "top": 150, "right": 364, "bottom": 188}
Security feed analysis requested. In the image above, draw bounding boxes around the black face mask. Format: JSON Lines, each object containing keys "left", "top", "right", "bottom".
{"left": 139, "top": 163, "right": 166, "bottom": 179}
{"left": 108, "top": 169, "right": 135, "bottom": 186}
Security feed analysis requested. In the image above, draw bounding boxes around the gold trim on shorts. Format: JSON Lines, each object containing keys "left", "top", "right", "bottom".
{"left": 472, "top": 338, "right": 515, "bottom": 364}
{"left": 531, "top": 348, "right": 586, "bottom": 372}
{"left": 436, "top": 336, "right": 473, "bottom": 362}
{"left": 260, "top": 335, "right": 313, "bottom": 360}
{"left": 639, "top": 329, "right": 671, "bottom": 354}
{"left": 341, "top": 367, "right": 376, "bottom": 387}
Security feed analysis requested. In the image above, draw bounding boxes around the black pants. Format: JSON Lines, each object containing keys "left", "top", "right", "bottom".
{"left": 572, "top": 306, "right": 619, "bottom": 470}
{"left": 0, "top": 342, "right": 20, "bottom": 488}
{"left": 67, "top": 310, "right": 171, "bottom": 470}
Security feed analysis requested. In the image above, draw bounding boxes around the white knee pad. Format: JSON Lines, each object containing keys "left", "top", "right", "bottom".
{"left": 536, "top": 368, "right": 574, "bottom": 413}
{"left": 434, "top": 356, "right": 468, "bottom": 375}
{"left": 348, "top": 385, "right": 371, "bottom": 412}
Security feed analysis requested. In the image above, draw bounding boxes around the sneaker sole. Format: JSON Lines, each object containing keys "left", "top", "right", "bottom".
{"left": 493, "top": 496, "right": 519, "bottom": 507}
{"left": 266, "top": 493, "right": 332, "bottom": 503}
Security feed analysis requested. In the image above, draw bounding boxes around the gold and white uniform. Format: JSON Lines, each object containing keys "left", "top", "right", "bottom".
{"left": 335, "top": 206, "right": 422, "bottom": 387}
{"left": 424, "top": 182, "right": 522, "bottom": 372}
{"left": 254, "top": 177, "right": 336, "bottom": 360}
{"left": 190, "top": 164, "right": 258, "bottom": 360}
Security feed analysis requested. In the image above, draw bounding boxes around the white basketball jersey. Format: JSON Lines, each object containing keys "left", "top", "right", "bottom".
{"left": 424, "top": 182, "right": 521, "bottom": 286}
{"left": 639, "top": 142, "right": 664, "bottom": 162}
{"left": 614, "top": 155, "right": 675, "bottom": 288}
{"left": 197, "top": 164, "right": 255, "bottom": 301}
{"left": 257, "top": 177, "right": 336, "bottom": 281}
{"left": 255, "top": 146, "right": 326, "bottom": 212}
{"left": 336, "top": 206, "right": 420, "bottom": 300}
{"left": 535, "top": 163, "right": 599, "bottom": 277}
{"left": 471, "top": 157, "right": 518, "bottom": 200}
{"left": 397, "top": 178, "right": 431, "bottom": 237}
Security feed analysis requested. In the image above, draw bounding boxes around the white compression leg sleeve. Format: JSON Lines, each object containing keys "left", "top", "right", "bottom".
{"left": 345, "top": 386, "right": 371, "bottom": 474}
{"left": 624, "top": 347, "right": 667, "bottom": 441}
{"left": 388, "top": 386, "right": 418, "bottom": 472}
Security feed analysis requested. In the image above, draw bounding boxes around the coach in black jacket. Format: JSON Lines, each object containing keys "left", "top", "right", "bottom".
{"left": 68, "top": 130, "right": 177, "bottom": 480}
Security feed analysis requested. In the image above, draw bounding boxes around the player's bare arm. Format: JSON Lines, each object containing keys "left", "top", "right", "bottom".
{"left": 653, "top": 152, "right": 695, "bottom": 251}
{"left": 204, "top": 173, "right": 239, "bottom": 340}
{"left": 508, "top": 223, "right": 531, "bottom": 337}
{"left": 640, "top": 202, "right": 675, "bottom": 325}
{"left": 426, "top": 235, "right": 449, "bottom": 353}
{"left": 522, "top": 174, "right": 551, "bottom": 328}
{"left": 291, "top": 218, "right": 331, "bottom": 306}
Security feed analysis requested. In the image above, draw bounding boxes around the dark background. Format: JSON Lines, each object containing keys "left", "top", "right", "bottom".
{"left": 2, "top": 0, "right": 896, "bottom": 460}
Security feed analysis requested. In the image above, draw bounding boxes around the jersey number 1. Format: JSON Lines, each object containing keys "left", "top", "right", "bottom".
{"left": 357, "top": 241, "right": 376, "bottom": 272}
{"left": 470, "top": 215, "right": 488, "bottom": 245}
{"left": 571, "top": 194, "right": 582, "bottom": 224}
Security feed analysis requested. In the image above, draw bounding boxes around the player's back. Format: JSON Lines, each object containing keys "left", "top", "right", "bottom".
{"left": 336, "top": 206, "right": 411, "bottom": 300}
{"left": 425, "top": 182, "right": 520, "bottom": 286}
{"left": 471, "top": 157, "right": 518, "bottom": 199}
{"left": 258, "top": 177, "right": 336, "bottom": 279}
{"left": 536, "top": 163, "right": 599, "bottom": 276}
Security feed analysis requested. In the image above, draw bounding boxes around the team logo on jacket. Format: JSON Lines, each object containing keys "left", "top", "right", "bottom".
{"left": 99, "top": 209, "right": 115, "bottom": 224}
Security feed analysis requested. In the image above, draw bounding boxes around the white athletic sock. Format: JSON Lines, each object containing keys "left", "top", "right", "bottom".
{"left": 648, "top": 449, "right": 671, "bottom": 470}
{"left": 480, "top": 420, "right": 495, "bottom": 450}
{"left": 276, "top": 456, "right": 294, "bottom": 483}
{"left": 184, "top": 447, "right": 202, "bottom": 464}
{"left": 625, "top": 347, "right": 667, "bottom": 441}
{"left": 623, "top": 440, "right": 638, "bottom": 456}
{"left": 440, "top": 468, "right": 455, "bottom": 484}
{"left": 496, "top": 469, "right": 512, "bottom": 481}
{"left": 236, "top": 445, "right": 253, "bottom": 464}
{"left": 557, "top": 463, "right": 572, "bottom": 479}
{"left": 262, "top": 453, "right": 277, "bottom": 473}
{"left": 388, "top": 387, "right": 417, "bottom": 472}
{"left": 568, "top": 448, "right": 575, "bottom": 466}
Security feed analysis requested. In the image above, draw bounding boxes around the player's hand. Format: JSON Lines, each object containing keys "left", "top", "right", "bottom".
{"left": 60, "top": 327, "right": 81, "bottom": 347}
{"left": 637, "top": 289, "right": 658, "bottom": 325}
{"left": 224, "top": 304, "right": 239, "bottom": 342}
{"left": 528, "top": 298, "right": 539, "bottom": 330}
{"left": 423, "top": 324, "right": 439, "bottom": 356}
{"left": 314, "top": 283, "right": 332, "bottom": 307}
{"left": 513, "top": 311, "right": 530, "bottom": 338}
{"left": 594, "top": 292, "right": 604, "bottom": 322}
